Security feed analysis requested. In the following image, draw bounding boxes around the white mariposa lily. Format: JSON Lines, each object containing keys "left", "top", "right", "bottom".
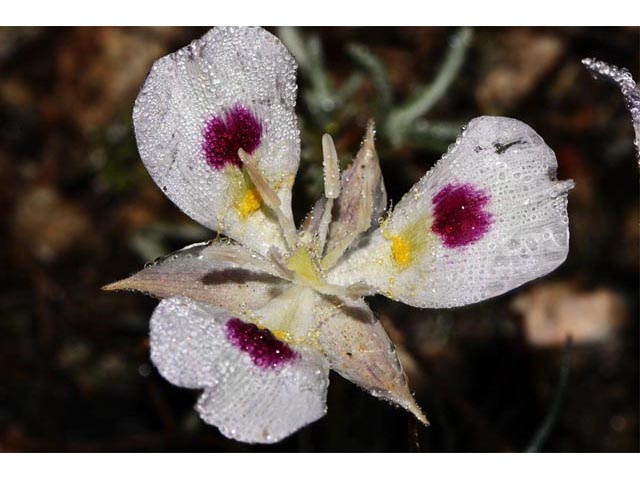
{"left": 104, "top": 26, "right": 574, "bottom": 444}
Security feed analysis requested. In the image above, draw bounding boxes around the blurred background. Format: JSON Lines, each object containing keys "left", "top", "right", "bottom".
{"left": 0, "top": 26, "right": 638, "bottom": 452}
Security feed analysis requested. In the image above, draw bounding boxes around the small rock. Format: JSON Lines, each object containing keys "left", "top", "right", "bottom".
{"left": 476, "top": 29, "right": 565, "bottom": 113}
{"left": 13, "top": 186, "right": 93, "bottom": 263}
{"left": 512, "top": 282, "right": 627, "bottom": 347}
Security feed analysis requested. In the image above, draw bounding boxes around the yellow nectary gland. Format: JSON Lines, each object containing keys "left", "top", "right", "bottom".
{"left": 237, "top": 188, "right": 262, "bottom": 219}
{"left": 390, "top": 235, "right": 412, "bottom": 268}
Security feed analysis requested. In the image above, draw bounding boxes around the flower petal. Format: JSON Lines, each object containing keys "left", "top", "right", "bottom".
{"left": 150, "top": 296, "right": 329, "bottom": 444}
{"left": 327, "top": 116, "right": 574, "bottom": 308}
{"left": 133, "top": 26, "right": 300, "bottom": 255}
{"left": 314, "top": 295, "right": 427, "bottom": 424}
{"left": 582, "top": 58, "right": 640, "bottom": 159}
{"left": 103, "top": 241, "right": 287, "bottom": 317}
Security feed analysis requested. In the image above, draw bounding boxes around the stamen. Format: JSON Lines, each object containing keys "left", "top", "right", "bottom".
{"left": 320, "top": 233, "right": 356, "bottom": 270}
{"left": 319, "top": 122, "right": 380, "bottom": 270}
{"left": 313, "top": 133, "right": 342, "bottom": 255}
{"left": 223, "top": 164, "right": 263, "bottom": 222}
{"left": 266, "top": 247, "right": 296, "bottom": 281}
{"left": 322, "top": 134, "right": 341, "bottom": 199}
{"left": 238, "top": 148, "right": 299, "bottom": 250}
{"left": 238, "top": 149, "right": 281, "bottom": 208}
{"left": 316, "top": 197, "right": 333, "bottom": 254}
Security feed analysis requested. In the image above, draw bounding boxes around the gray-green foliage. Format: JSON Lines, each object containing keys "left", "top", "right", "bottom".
{"left": 277, "top": 27, "right": 473, "bottom": 152}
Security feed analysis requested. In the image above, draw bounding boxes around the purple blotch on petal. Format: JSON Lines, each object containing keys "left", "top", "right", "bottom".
{"left": 225, "top": 318, "right": 298, "bottom": 369}
{"left": 202, "top": 104, "right": 262, "bottom": 170}
{"left": 431, "top": 183, "right": 493, "bottom": 248}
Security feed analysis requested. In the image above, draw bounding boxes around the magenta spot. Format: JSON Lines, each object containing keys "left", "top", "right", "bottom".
{"left": 225, "top": 318, "right": 298, "bottom": 369}
{"left": 202, "top": 104, "right": 262, "bottom": 169}
{"left": 431, "top": 183, "right": 493, "bottom": 248}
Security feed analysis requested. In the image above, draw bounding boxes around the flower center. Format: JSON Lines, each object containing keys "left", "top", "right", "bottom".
{"left": 286, "top": 246, "right": 323, "bottom": 288}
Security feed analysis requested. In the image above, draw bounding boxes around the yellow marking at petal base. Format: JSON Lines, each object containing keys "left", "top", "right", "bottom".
{"left": 237, "top": 188, "right": 262, "bottom": 219}
{"left": 272, "top": 329, "right": 291, "bottom": 342}
{"left": 286, "top": 246, "right": 323, "bottom": 287}
{"left": 271, "top": 329, "right": 319, "bottom": 348}
{"left": 390, "top": 235, "right": 412, "bottom": 268}
{"left": 254, "top": 321, "right": 302, "bottom": 346}
{"left": 225, "top": 165, "right": 263, "bottom": 221}
{"left": 383, "top": 215, "right": 435, "bottom": 271}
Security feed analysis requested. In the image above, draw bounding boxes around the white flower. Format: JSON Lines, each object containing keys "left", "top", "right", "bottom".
{"left": 105, "top": 26, "right": 574, "bottom": 444}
